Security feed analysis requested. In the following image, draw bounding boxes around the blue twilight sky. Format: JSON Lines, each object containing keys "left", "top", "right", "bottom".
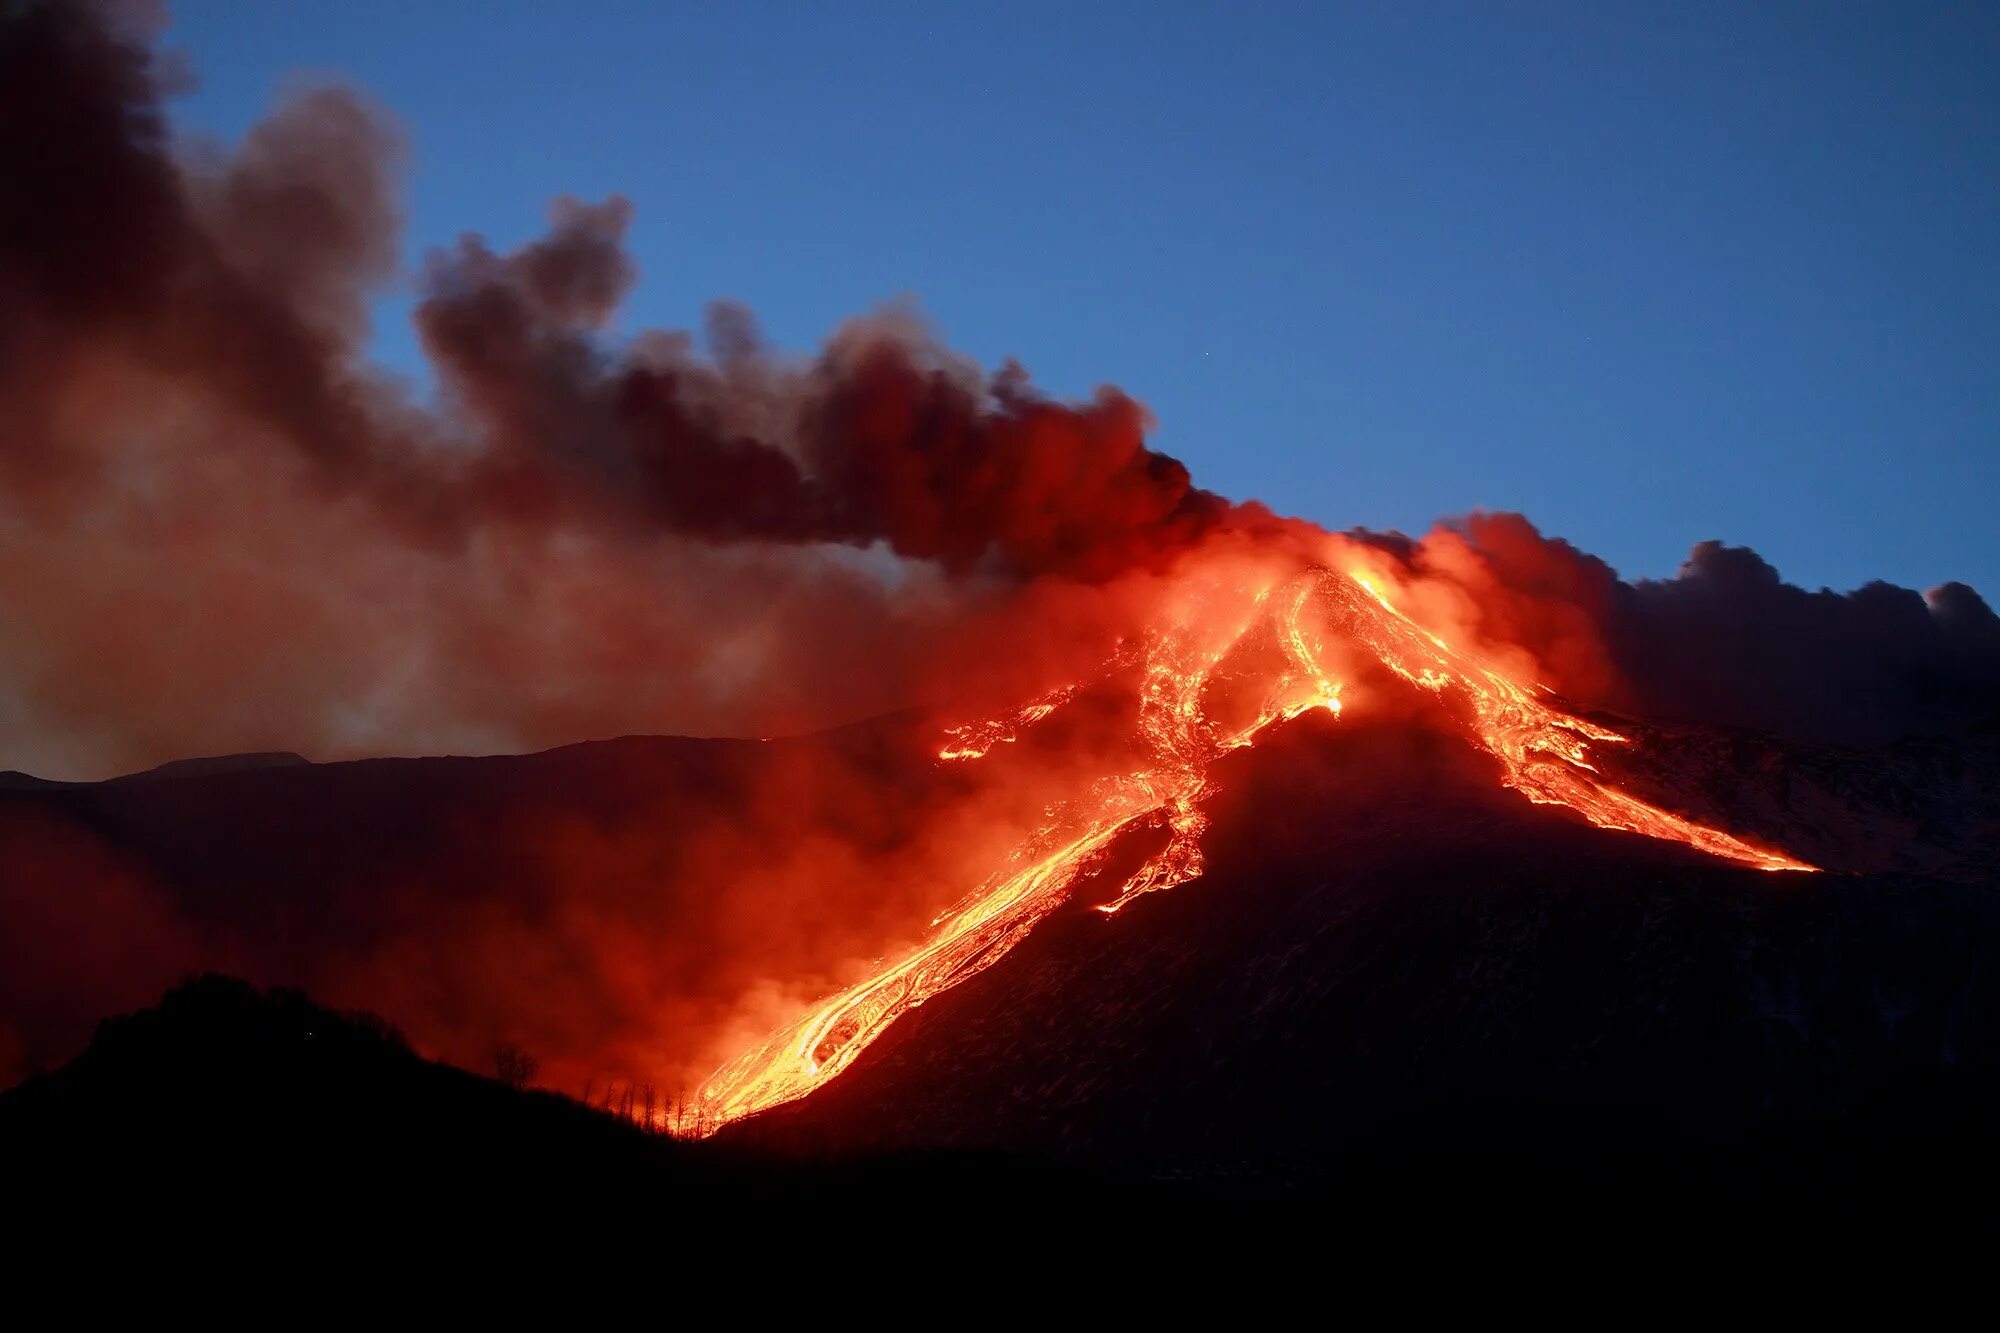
{"left": 162, "top": 1, "right": 1997, "bottom": 596}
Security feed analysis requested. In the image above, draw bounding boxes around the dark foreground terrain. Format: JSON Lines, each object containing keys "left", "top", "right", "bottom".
{"left": 10, "top": 876, "right": 2000, "bottom": 1258}
{"left": 5, "top": 711, "right": 2000, "bottom": 1270}
{"left": 5, "top": 970, "right": 1997, "bottom": 1257}
{"left": 0, "top": 974, "right": 1121, "bottom": 1222}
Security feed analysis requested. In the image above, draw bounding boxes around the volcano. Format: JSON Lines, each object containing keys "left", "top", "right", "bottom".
{"left": 5, "top": 1, "right": 2000, "bottom": 1250}
{"left": 6, "top": 580, "right": 1997, "bottom": 1203}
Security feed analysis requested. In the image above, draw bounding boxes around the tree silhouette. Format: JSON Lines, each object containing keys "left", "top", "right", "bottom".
{"left": 493, "top": 1043, "right": 538, "bottom": 1089}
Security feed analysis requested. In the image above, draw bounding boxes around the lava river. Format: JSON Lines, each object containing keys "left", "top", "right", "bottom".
{"left": 692, "top": 561, "right": 1813, "bottom": 1129}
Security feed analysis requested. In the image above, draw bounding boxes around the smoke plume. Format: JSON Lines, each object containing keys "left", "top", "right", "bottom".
{"left": 5, "top": 2, "right": 1992, "bottom": 781}
{"left": 1380, "top": 513, "right": 2000, "bottom": 748}
{"left": 1, "top": 0, "right": 1240, "bottom": 781}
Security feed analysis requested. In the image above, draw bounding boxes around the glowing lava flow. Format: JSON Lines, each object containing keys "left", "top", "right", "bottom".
{"left": 936, "top": 685, "right": 1080, "bottom": 760}
{"left": 1328, "top": 571, "right": 1814, "bottom": 873}
{"left": 693, "top": 564, "right": 1812, "bottom": 1130}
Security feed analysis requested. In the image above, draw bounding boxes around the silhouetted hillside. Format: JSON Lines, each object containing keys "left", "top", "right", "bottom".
{"left": 8, "top": 969, "right": 1996, "bottom": 1269}
{"left": 1, "top": 975, "right": 1153, "bottom": 1244}
{"left": 4, "top": 975, "right": 656, "bottom": 1193}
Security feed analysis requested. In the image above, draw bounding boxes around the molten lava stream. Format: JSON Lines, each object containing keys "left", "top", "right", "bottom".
{"left": 692, "top": 565, "right": 1812, "bottom": 1131}
{"left": 1332, "top": 570, "right": 1814, "bottom": 874}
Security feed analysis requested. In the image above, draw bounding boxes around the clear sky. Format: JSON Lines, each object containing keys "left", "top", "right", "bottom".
{"left": 161, "top": 1, "right": 1998, "bottom": 596}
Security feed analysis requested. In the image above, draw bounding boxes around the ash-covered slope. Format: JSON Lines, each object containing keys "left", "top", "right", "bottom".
{"left": 731, "top": 715, "right": 2000, "bottom": 1190}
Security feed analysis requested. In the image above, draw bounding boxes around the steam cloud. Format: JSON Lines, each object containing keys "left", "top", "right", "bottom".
{"left": 3, "top": 2, "right": 1996, "bottom": 1090}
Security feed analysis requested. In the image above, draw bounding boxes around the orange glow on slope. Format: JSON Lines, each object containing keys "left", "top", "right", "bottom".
{"left": 1335, "top": 570, "right": 1814, "bottom": 874}
{"left": 693, "top": 562, "right": 1812, "bottom": 1130}
{"left": 937, "top": 686, "right": 1080, "bottom": 760}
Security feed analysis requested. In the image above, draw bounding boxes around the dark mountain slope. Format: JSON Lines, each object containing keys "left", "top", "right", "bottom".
{"left": 0, "top": 974, "right": 1118, "bottom": 1229}
{"left": 735, "top": 717, "right": 2000, "bottom": 1203}
{"left": 2, "top": 715, "right": 1998, "bottom": 1255}
{"left": 5, "top": 705, "right": 1999, "bottom": 1225}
